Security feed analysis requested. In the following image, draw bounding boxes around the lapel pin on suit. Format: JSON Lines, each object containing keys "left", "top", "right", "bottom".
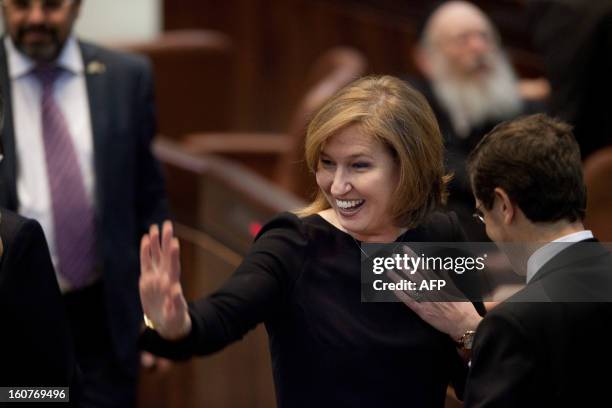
{"left": 86, "top": 61, "right": 106, "bottom": 75}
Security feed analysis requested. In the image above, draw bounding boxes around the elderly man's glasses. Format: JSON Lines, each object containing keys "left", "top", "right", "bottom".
{"left": 2, "top": 0, "right": 72, "bottom": 12}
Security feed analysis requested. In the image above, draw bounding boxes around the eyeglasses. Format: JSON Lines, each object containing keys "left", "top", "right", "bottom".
{"left": 2, "top": 0, "right": 73, "bottom": 12}
{"left": 472, "top": 208, "right": 485, "bottom": 224}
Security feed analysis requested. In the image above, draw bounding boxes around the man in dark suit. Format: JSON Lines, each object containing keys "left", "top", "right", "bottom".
{"left": 462, "top": 114, "right": 612, "bottom": 407}
{"left": 0, "top": 208, "right": 79, "bottom": 397}
{"left": 0, "top": 75, "right": 78, "bottom": 401}
{"left": 403, "top": 114, "right": 612, "bottom": 407}
{"left": 0, "top": 0, "right": 168, "bottom": 406}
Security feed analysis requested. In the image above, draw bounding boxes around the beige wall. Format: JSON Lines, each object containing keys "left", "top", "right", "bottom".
{"left": 76, "top": 0, "right": 162, "bottom": 42}
{"left": 0, "top": 0, "right": 162, "bottom": 42}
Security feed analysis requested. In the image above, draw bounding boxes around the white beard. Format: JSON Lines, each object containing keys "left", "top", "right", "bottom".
{"left": 430, "top": 51, "right": 523, "bottom": 138}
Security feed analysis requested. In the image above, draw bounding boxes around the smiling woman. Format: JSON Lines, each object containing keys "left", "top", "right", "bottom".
{"left": 300, "top": 75, "right": 450, "bottom": 241}
{"left": 315, "top": 125, "right": 401, "bottom": 242}
{"left": 140, "top": 75, "right": 472, "bottom": 408}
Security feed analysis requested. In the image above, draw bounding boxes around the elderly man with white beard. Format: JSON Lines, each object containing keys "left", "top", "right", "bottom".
{"left": 409, "top": 1, "right": 543, "bottom": 241}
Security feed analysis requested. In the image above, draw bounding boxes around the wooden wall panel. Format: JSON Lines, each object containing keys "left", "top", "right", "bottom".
{"left": 163, "top": 0, "right": 539, "bottom": 134}
{"left": 163, "top": 0, "right": 540, "bottom": 133}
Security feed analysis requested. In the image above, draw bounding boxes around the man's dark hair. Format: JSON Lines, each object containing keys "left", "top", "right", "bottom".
{"left": 467, "top": 113, "right": 586, "bottom": 223}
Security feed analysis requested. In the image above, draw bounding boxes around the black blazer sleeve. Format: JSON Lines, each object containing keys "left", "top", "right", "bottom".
{"left": 140, "top": 212, "right": 308, "bottom": 359}
{"left": 464, "top": 307, "right": 537, "bottom": 408}
{"left": 0, "top": 214, "right": 78, "bottom": 388}
{"left": 419, "top": 212, "right": 486, "bottom": 401}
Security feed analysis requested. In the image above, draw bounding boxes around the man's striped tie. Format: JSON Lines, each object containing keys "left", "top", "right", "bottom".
{"left": 34, "top": 65, "right": 97, "bottom": 289}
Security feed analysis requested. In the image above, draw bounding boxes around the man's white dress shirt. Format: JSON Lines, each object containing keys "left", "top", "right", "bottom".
{"left": 6, "top": 35, "right": 97, "bottom": 291}
{"left": 526, "top": 230, "right": 595, "bottom": 284}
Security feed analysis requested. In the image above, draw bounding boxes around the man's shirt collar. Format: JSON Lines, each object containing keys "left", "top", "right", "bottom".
{"left": 526, "top": 230, "right": 594, "bottom": 283}
{"left": 5, "top": 34, "right": 83, "bottom": 79}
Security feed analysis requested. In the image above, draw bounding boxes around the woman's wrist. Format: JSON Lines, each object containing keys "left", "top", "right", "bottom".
{"left": 144, "top": 311, "right": 193, "bottom": 341}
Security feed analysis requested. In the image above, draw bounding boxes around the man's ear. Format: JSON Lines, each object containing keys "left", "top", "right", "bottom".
{"left": 413, "top": 45, "right": 433, "bottom": 78}
{"left": 493, "top": 187, "right": 515, "bottom": 225}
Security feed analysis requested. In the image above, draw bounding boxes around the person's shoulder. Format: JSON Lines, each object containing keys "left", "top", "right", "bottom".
{"left": 473, "top": 301, "right": 534, "bottom": 346}
{"left": 0, "top": 210, "right": 47, "bottom": 266}
{"left": 254, "top": 211, "right": 334, "bottom": 243}
{"left": 248, "top": 212, "right": 317, "bottom": 260}
{"left": 479, "top": 295, "right": 558, "bottom": 337}
{"left": 483, "top": 299, "right": 529, "bottom": 321}
{"left": 78, "top": 40, "right": 151, "bottom": 73}
{"left": 0, "top": 209, "right": 41, "bottom": 243}
{"left": 423, "top": 210, "right": 460, "bottom": 226}
{"left": 411, "top": 210, "right": 465, "bottom": 242}
{"left": 255, "top": 212, "right": 307, "bottom": 239}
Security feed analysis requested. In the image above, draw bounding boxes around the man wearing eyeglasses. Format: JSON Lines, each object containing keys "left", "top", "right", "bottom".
{"left": 400, "top": 114, "right": 612, "bottom": 407}
{"left": 0, "top": 0, "right": 168, "bottom": 406}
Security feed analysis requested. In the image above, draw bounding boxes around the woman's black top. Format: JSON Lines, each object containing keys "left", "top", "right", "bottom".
{"left": 142, "top": 211, "right": 468, "bottom": 407}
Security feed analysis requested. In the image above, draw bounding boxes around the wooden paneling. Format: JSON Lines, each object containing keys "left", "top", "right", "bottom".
{"left": 116, "top": 30, "right": 236, "bottom": 140}
{"left": 163, "top": 0, "right": 542, "bottom": 133}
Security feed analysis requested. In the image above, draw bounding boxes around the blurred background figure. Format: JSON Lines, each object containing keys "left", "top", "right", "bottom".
{"left": 527, "top": 0, "right": 612, "bottom": 160}
{"left": 0, "top": 208, "right": 80, "bottom": 399}
{"left": 0, "top": 0, "right": 168, "bottom": 406}
{"left": 0, "top": 123, "right": 78, "bottom": 398}
{"left": 413, "top": 1, "right": 523, "bottom": 142}
{"left": 410, "top": 0, "right": 543, "bottom": 240}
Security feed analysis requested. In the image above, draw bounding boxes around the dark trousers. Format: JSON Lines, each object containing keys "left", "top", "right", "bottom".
{"left": 63, "top": 282, "right": 137, "bottom": 408}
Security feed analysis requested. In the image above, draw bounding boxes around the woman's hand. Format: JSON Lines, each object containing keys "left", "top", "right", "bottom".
{"left": 387, "top": 268, "right": 482, "bottom": 341}
{"left": 140, "top": 221, "right": 192, "bottom": 340}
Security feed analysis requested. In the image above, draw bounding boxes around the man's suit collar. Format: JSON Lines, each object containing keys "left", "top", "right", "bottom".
{"left": 79, "top": 40, "right": 109, "bottom": 218}
{"left": 79, "top": 40, "right": 101, "bottom": 69}
{"left": 526, "top": 230, "right": 595, "bottom": 283}
{"left": 530, "top": 238, "right": 603, "bottom": 284}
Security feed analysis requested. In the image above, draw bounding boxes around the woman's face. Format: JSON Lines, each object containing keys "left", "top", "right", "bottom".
{"left": 316, "top": 124, "right": 401, "bottom": 242}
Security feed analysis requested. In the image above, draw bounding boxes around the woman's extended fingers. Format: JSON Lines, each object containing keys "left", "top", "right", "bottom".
{"left": 169, "top": 238, "right": 181, "bottom": 285}
{"left": 161, "top": 221, "right": 174, "bottom": 274}
{"left": 149, "top": 224, "right": 161, "bottom": 267}
{"left": 140, "top": 221, "right": 190, "bottom": 340}
{"left": 140, "top": 234, "right": 152, "bottom": 274}
{"left": 161, "top": 221, "right": 173, "bottom": 255}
